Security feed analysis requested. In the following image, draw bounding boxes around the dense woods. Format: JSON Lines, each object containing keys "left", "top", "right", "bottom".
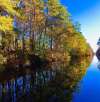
{"left": 0, "top": 0, "right": 93, "bottom": 71}
{"left": 0, "top": 0, "right": 94, "bottom": 102}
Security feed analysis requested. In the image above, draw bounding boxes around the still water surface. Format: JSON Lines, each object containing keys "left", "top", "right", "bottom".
{"left": 0, "top": 56, "right": 99, "bottom": 102}
{"left": 73, "top": 56, "right": 100, "bottom": 102}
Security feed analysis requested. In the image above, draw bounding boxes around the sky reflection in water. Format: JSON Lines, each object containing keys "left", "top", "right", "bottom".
{"left": 73, "top": 56, "right": 100, "bottom": 102}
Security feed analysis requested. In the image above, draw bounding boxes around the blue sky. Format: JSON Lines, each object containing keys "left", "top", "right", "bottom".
{"left": 60, "top": 0, "right": 100, "bottom": 52}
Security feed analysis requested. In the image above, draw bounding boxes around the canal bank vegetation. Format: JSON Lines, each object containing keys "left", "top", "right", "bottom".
{"left": 0, "top": 0, "right": 93, "bottom": 71}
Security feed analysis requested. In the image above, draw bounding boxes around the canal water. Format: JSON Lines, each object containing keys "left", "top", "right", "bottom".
{"left": 0, "top": 56, "right": 99, "bottom": 102}
{"left": 73, "top": 56, "right": 100, "bottom": 102}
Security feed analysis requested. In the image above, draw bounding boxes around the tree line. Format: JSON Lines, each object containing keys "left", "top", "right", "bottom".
{"left": 0, "top": 0, "right": 93, "bottom": 69}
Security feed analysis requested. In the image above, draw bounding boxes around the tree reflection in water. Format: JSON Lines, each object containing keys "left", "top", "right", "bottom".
{"left": 0, "top": 57, "right": 92, "bottom": 102}
{"left": 97, "top": 61, "right": 100, "bottom": 70}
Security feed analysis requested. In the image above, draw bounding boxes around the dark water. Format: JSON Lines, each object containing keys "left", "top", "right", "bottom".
{"left": 0, "top": 56, "right": 98, "bottom": 102}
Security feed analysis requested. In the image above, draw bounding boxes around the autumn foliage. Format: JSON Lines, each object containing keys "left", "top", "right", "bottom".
{"left": 0, "top": 0, "right": 93, "bottom": 70}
